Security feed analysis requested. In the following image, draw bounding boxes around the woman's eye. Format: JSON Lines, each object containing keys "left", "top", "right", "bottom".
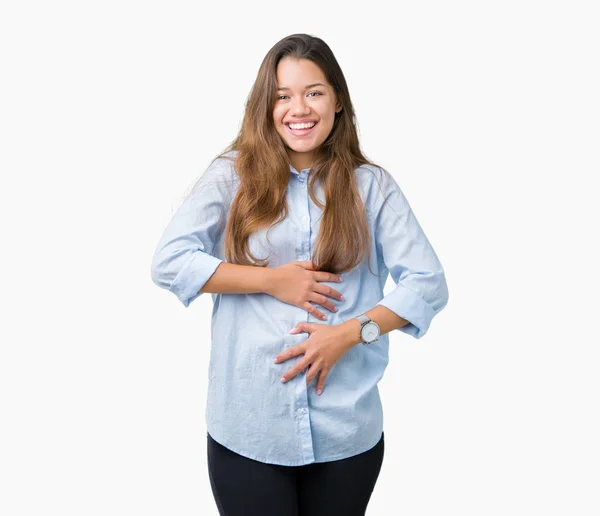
{"left": 277, "top": 92, "right": 323, "bottom": 101}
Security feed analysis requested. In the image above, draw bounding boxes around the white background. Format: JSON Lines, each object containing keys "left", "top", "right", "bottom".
{"left": 1, "top": 1, "right": 599, "bottom": 515}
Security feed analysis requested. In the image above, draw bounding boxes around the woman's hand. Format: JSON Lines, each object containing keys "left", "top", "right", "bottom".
{"left": 266, "top": 260, "right": 344, "bottom": 321}
{"left": 274, "top": 322, "right": 354, "bottom": 395}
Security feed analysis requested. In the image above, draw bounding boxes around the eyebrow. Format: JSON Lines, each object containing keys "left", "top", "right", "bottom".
{"left": 276, "top": 82, "right": 327, "bottom": 91}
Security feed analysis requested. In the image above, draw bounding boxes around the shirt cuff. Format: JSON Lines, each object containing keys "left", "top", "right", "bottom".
{"left": 376, "top": 284, "right": 437, "bottom": 339}
{"left": 169, "top": 251, "right": 224, "bottom": 307}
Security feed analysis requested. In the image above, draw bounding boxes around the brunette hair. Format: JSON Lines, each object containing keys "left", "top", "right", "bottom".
{"left": 211, "top": 33, "right": 387, "bottom": 275}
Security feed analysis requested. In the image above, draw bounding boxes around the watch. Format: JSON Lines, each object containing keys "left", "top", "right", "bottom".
{"left": 354, "top": 314, "right": 380, "bottom": 344}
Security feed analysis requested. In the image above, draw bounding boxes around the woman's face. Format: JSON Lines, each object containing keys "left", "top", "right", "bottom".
{"left": 273, "top": 57, "right": 342, "bottom": 171}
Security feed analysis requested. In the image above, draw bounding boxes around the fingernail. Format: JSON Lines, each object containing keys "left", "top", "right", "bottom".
{"left": 274, "top": 358, "right": 279, "bottom": 363}
{"left": 338, "top": 277, "right": 343, "bottom": 282}
{"left": 340, "top": 295, "right": 344, "bottom": 301}
{"left": 317, "top": 389, "right": 323, "bottom": 395}
{"left": 280, "top": 376, "right": 286, "bottom": 382}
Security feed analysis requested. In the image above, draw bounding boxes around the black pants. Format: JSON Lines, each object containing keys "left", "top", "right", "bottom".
{"left": 207, "top": 431, "right": 384, "bottom": 516}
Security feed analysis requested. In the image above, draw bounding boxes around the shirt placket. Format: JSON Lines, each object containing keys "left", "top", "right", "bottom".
{"left": 293, "top": 168, "right": 315, "bottom": 463}
{"left": 296, "top": 170, "right": 311, "bottom": 261}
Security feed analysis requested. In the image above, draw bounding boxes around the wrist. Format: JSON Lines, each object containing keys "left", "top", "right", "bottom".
{"left": 262, "top": 267, "right": 279, "bottom": 295}
{"left": 336, "top": 318, "right": 363, "bottom": 350}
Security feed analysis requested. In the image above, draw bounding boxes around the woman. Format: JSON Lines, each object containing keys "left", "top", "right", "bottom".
{"left": 150, "top": 33, "right": 449, "bottom": 516}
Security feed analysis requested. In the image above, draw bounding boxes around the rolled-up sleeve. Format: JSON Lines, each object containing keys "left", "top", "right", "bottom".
{"left": 373, "top": 169, "right": 449, "bottom": 339}
{"left": 150, "top": 157, "right": 235, "bottom": 307}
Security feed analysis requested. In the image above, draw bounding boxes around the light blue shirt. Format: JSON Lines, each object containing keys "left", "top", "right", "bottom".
{"left": 150, "top": 150, "right": 449, "bottom": 466}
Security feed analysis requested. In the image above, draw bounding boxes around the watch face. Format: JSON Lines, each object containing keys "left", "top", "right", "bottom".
{"left": 361, "top": 322, "right": 379, "bottom": 343}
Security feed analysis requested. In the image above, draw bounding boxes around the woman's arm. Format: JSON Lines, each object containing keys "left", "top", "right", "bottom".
{"left": 357, "top": 167, "right": 449, "bottom": 340}
{"left": 336, "top": 305, "right": 410, "bottom": 348}
{"left": 150, "top": 157, "right": 236, "bottom": 307}
{"left": 199, "top": 262, "right": 272, "bottom": 295}
{"left": 200, "top": 261, "right": 344, "bottom": 321}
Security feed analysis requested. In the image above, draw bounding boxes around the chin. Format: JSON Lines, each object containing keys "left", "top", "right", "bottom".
{"left": 285, "top": 136, "right": 321, "bottom": 150}
{"left": 289, "top": 144, "right": 319, "bottom": 155}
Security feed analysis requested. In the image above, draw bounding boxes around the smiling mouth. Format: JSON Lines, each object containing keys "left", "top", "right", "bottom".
{"left": 286, "top": 122, "right": 318, "bottom": 136}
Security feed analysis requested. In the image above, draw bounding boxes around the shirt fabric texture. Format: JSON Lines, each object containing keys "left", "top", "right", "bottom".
{"left": 150, "top": 150, "right": 449, "bottom": 466}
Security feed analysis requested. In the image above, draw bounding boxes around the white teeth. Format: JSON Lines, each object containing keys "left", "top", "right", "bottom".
{"left": 288, "top": 122, "right": 316, "bottom": 130}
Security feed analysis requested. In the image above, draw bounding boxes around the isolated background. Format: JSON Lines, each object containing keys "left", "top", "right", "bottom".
{"left": 1, "top": 1, "right": 599, "bottom": 515}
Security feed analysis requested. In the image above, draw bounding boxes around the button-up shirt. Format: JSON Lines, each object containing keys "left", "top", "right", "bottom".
{"left": 150, "top": 150, "right": 449, "bottom": 466}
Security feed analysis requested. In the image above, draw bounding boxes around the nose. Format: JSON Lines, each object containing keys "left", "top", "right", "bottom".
{"left": 290, "top": 97, "right": 310, "bottom": 116}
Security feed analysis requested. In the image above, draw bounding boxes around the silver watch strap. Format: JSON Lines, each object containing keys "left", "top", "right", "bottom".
{"left": 355, "top": 313, "right": 371, "bottom": 325}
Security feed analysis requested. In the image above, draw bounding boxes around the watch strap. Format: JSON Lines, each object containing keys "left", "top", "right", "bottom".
{"left": 355, "top": 313, "right": 371, "bottom": 325}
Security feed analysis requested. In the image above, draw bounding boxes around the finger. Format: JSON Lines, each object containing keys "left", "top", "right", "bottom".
{"left": 288, "top": 323, "right": 303, "bottom": 335}
{"left": 280, "top": 359, "right": 309, "bottom": 383}
{"left": 305, "top": 362, "right": 320, "bottom": 387}
{"left": 274, "top": 344, "right": 305, "bottom": 364}
{"left": 303, "top": 301, "right": 327, "bottom": 321}
{"left": 315, "top": 367, "right": 331, "bottom": 395}
{"left": 313, "top": 283, "right": 344, "bottom": 303}
{"left": 308, "top": 291, "right": 339, "bottom": 314}
{"left": 297, "top": 260, "right": 316, "bottom": 270}
{"left": 314, "top": 271, "right": 344, "bottom": 283}
{"left": 289, "top": 322, "right": 318, "bottom": 334}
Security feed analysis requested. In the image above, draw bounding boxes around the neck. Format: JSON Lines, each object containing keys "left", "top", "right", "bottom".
{"left": 289, "top": 151, "right": 314, "bottom": 172}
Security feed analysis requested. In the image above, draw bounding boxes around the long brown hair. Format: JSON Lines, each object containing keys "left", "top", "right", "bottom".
{"left": 212, "top": 33, "right": 386, "bottom": 275}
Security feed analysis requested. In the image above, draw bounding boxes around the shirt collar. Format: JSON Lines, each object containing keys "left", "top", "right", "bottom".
{"left": 290, "top": 164, "right": 311, "bottom": 175}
